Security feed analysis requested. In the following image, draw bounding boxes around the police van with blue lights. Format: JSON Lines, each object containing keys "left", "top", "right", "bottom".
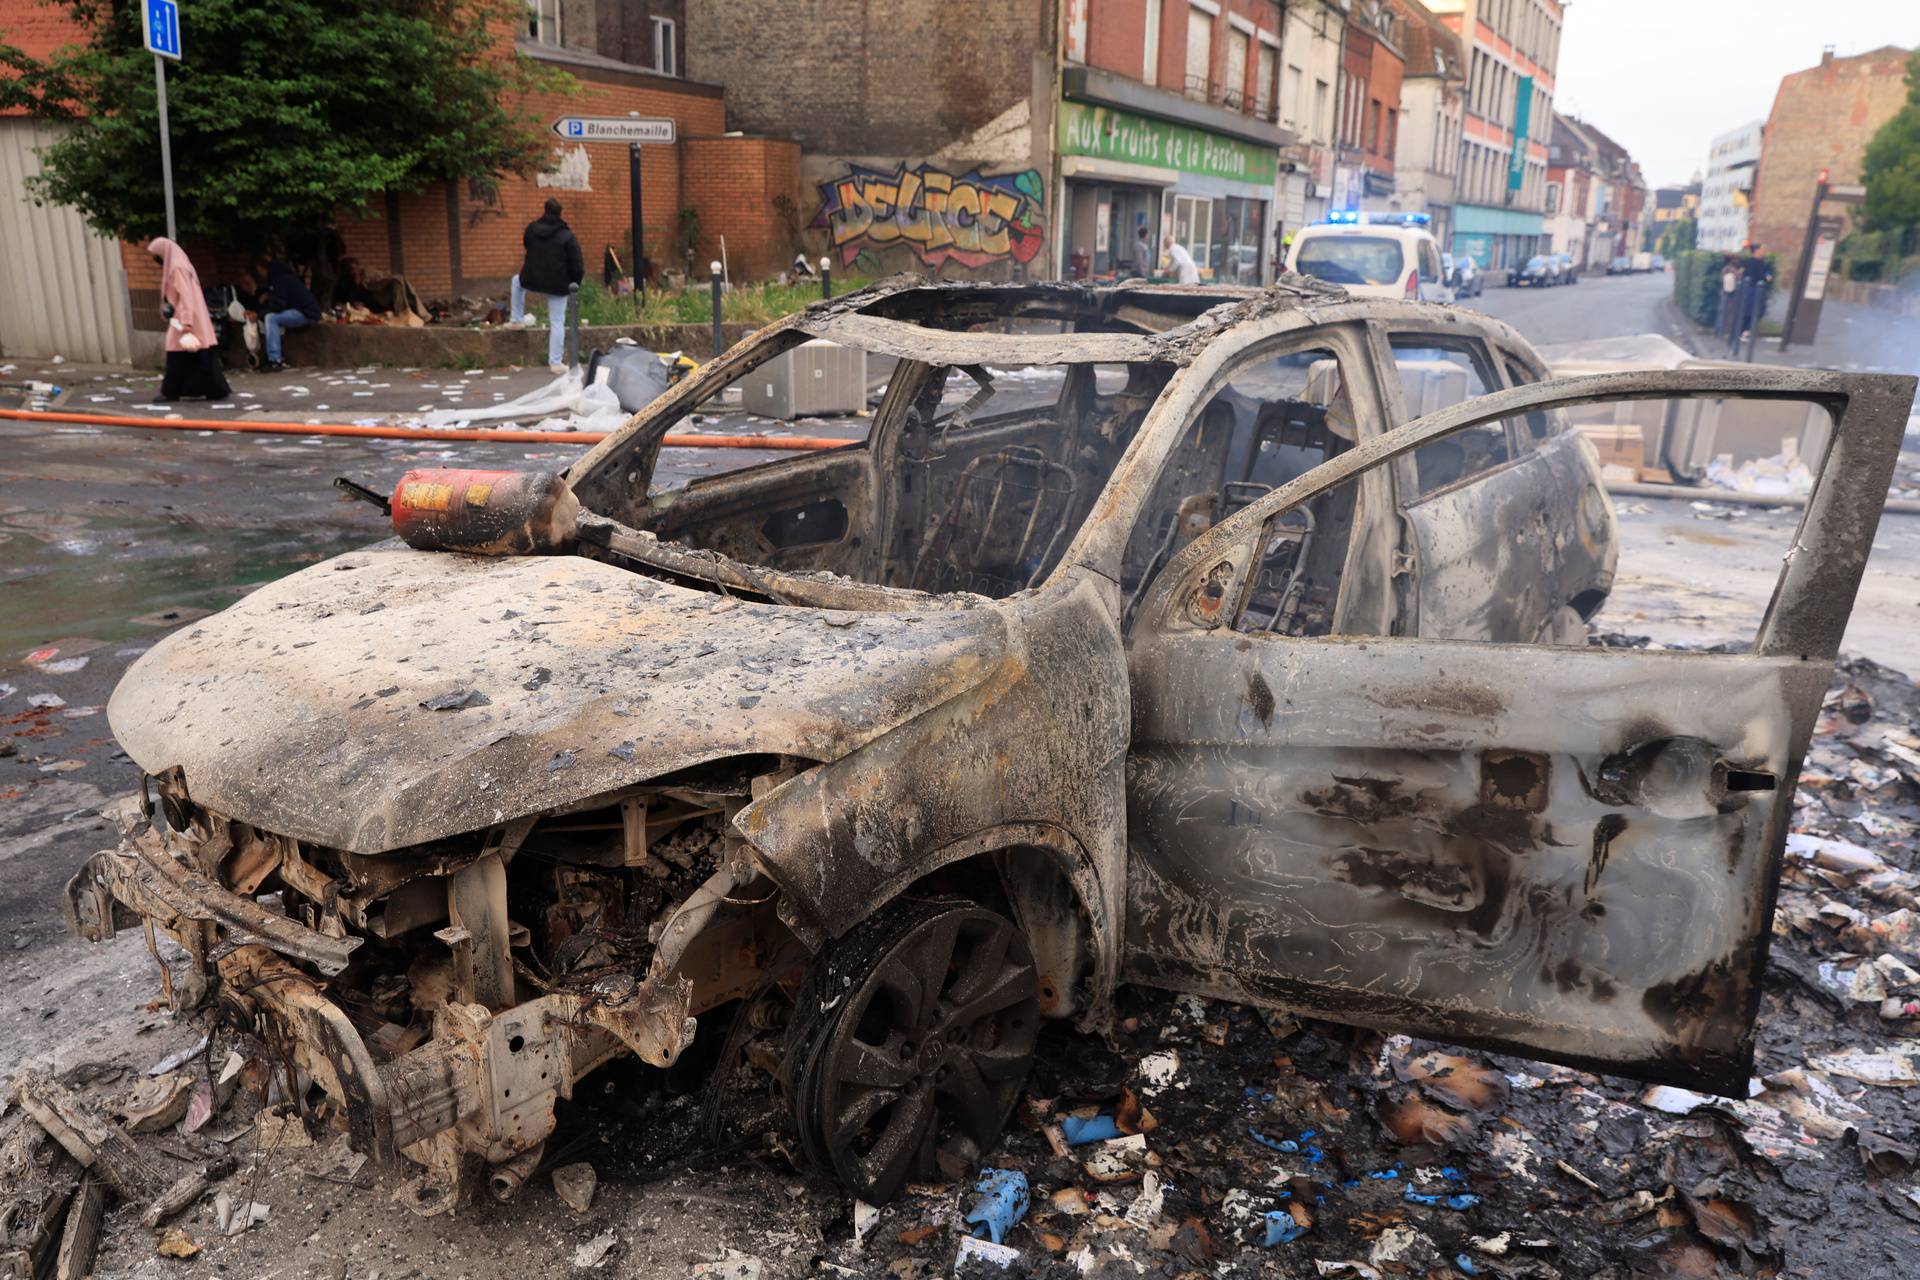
{"left": 1285, "top": 211, "right": 1454, "bottom": 304}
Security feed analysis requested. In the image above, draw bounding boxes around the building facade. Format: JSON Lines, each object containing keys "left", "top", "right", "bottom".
{"left": 1423, "top": 0, "right": 1561, "bottom": 271}
{"left": 1388, "top": 0, "right": 1465, "bottom": 246}
{"left": 1059, "top": 0, "right": 1292, "bottom": 283}
{"left": 1543, "top": 111, "right": 1597, "bottom": 267}
{"left": 1750, "top": 46, "right": 1912, "bottom": 298}
{"left": 1698, "top": 120, "right": 1763, "bottom": 254}
{"left": 1274, "top": 1, "right": 1348, "bottom": 237}
{"left": 1648, "top": 181, "right": 1700, "bottom": 251}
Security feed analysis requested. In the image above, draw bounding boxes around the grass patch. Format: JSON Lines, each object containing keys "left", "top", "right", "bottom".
{"left": 574, "top": 277, "right": 879, "bottom": 329}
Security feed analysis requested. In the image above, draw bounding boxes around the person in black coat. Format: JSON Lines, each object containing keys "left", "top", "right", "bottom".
{"left": 249, "top": 254, "right": 322, "bottom": 372}
{"left": 511, "top": 198, "right": 586, "bottom": 373}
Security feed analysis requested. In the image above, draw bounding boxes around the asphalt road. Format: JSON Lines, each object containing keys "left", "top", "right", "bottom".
{"left": 1459, "top": 266, "right": 1685, "bottom": 347}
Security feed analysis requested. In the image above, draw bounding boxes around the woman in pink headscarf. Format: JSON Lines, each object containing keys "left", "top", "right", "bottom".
{"left": 148, "top": 237, "right": 231, "bottom": 402}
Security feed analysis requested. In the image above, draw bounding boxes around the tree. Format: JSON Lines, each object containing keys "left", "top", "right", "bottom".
{"left": 1862, "top": 49, "right": 1920, "bottom": 232}
{"left": 0, "top": 0, "right": 569, "bottom": 249}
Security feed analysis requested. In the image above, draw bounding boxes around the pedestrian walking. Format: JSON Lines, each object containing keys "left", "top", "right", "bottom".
{"left": 147, "top": 237, "right": 231, "bottom": 403}
{"left": 1162, "top": 231, "right": 1200, "bottom": 285}
{"left": 250, "top": 254, "right": 323, "bottom": 373}
{"left": 1720, "top": 254, "right": 1740, "bottom": 342}
{"left": 1728, "top": 244, "right": 1773, "bottom": 360}
{"left": 1131, "top": 221, "right": 1154, "bottom": 281}
{"left": 510, "top": 198, "right": 585, "bottom": 374}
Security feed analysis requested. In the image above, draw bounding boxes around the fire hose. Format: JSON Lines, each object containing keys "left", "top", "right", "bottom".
{"left": 0, "top": 406, "right": 848, "bottom": 451}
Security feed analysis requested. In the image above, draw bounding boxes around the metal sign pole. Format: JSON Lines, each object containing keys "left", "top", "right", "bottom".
{"left": 154, "top": 54, "right": 176, "bottom": 241}
{"left": 630, "top": 114, "right": 645, "bottom": 302}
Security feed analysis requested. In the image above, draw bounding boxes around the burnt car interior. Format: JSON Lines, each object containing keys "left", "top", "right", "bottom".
{"left": 1123, "top": 346, "right": 1361, "bottom": 635}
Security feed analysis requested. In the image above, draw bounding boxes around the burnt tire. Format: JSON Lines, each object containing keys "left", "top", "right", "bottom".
{"left": 783, "top": 896, "right": 1039, "bottom": 1204}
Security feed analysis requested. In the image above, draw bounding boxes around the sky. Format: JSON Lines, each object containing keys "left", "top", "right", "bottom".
{"left": 1551, "top": 1, "right": 1916, "bottom": 189}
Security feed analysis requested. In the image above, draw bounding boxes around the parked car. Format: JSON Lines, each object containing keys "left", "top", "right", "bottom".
{"left": 64, "top": 278, "right": 1914, "bottom": 1211}
{"left": 1633, "top": 251, "right": 1655, "bottom": 272}
{"left": 1288, "top": 215, "right": 1453, "bottom": 303}
{"left": 1607, "top": 255, "right": 1634, "bottom": 275}
{"left": 1552, "top": 253, "right": 1579, "bottom": 284}
{"left": 1452, "top": 254, "right": 1484, "bottom": 298}
{"left": 1509, "top": 254, "right": 1556, "bottom": 287}
{"left": 1652, "top": 254, "right": 1667, "bottom": 272}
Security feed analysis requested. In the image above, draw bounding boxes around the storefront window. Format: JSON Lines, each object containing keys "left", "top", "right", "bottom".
{"left": 1210, "top": 195, "right": 1267, "bottom": 284}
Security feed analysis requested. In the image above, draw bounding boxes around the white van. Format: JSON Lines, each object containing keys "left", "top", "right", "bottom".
{"left": 1286, "top": 213, "right": 1454, "bottom": 303}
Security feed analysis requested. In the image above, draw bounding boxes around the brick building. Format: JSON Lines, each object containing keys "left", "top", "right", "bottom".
{"left": 687, "top": 0, "right": 1294, "bottom": 285}
{"left": 1750, "top": 45, "right": 1912, "bottom": 301}
{"left": 2, "top": 1, "right": 799, "bottom": 365}
{"left": 1423, "top": 0, "right": 1561, "bottom": 271}
{"left": 1274, "top": 2, "right": 1348, "bottom": 233}
{"left": 1386, "top": 0, "right": 1462, "bottom": 242}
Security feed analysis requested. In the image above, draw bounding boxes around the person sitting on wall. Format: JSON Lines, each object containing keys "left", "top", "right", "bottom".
{"left": 248, "top": 253, "right": 323, "bottom": 372}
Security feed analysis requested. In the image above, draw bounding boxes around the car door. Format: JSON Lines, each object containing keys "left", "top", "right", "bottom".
{"left": 1122, "top": 367, "right": 1914, "bottom": 1094}
{"left": 1377, "top": 327, "right": 1609, "bottom": 642}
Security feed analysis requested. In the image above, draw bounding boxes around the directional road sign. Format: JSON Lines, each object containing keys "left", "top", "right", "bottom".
{"left": 551, "top": 116, "right": 676, "bottom": 144}
{"left": 143, "top": 0, "right": 182, "bottom": 60}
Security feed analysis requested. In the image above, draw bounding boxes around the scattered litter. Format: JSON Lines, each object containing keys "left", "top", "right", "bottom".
{"left": 571, "top": 1229, "right": 617, "bottom": 1268}
{"left": 689, "top": 1250, "right": 762, "bottom": 1278}
{"left": 155, "top": 1227, "right": 201, "bottom": 1259}
{"left": 147, "top": 1034, "right": 210, "bottom": 1076}
{"left": 27, "top": 693, "right": 66, "bottom": 709}
{"left": 213, "top": 1190, "right": 269, "bottom": 1236}
{"left": 964, "top": 1168, "right": 1028, "bottom": 1244}
{"left": 552, "top": 1161, "right": 597, "bottom": 1213}
{"left": 954, "top": 1236, "right": 1022, "bottom": 1270}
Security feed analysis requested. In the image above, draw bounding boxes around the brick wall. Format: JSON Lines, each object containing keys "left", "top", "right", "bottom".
{"left": 0, "top": 0, "right": 86, "bottom": 117}
{"left": 684, "top": 0, "right": 1046, "bottom": 158}
{"left": 1751, "top": 46, "right": 1912, "bottom": 291}
{"left": 681, "top": 135, "right": 802, "bottom": 280}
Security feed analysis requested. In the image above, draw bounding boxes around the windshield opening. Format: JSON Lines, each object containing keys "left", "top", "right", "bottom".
{"left": 596, "top": 329, "right": 1173, "bottom": 602}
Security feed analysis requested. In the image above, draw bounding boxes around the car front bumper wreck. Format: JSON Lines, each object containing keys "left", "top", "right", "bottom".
{"left": 63, "top": 812, "right": 697, "bottom": 1203}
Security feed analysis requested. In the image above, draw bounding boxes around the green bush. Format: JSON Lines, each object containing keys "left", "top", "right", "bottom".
{"left": 572, "top": 276, "right": 880, "bottom": 329}
{"left": 1672, "top": 249, "right": 1777, "bottom": 329}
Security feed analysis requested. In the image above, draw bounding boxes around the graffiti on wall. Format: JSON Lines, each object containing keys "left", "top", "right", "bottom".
{"left": 815, "top": 164, "right": 1045, "bottom": 269}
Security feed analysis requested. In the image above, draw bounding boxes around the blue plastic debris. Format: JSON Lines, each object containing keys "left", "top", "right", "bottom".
{"left": 1248, "top": 1127, "right": 1299, "bottom": 1154}
{"left": 1403, "top": 1186, "right": 1480, "bottom": 1211}
{"left": 1366, "top": 1168, "right": 1401, "bottom": 1180}
{"left": 1061, "top": 1113, "right": 1123, "bottom": 1145}
{"left": 965, "top": 1169, "right": 1030, "bottom": 1244}
{"left": 1263, "top": 1210, "right": 1308, "bottom": 1246}
{"left": 1456, "top": 1254, "right": 1480, "bottom": 1275}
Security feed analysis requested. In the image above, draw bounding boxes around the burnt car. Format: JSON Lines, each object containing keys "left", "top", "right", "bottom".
{"left": 63, "top": 278, "right": 1914, "bottom": 1212}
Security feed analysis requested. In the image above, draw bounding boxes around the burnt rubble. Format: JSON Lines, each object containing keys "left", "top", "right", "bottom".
{"left": 7, "top": 648, "right": 1920, "bottom": 1278}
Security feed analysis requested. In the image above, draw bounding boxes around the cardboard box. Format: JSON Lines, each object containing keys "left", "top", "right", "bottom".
{"left": 1576, "top": 422, "right": 1644, "bottom": 479}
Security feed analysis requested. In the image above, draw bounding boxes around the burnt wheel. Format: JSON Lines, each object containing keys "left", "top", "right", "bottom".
{"left": 784, "top": 897, "right": 1039, "bottom": 1204}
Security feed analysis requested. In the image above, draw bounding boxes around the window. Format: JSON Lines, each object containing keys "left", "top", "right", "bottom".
{"left": 1225, "top": 27, "right": 1248, "bottom": 106}
{"left": 1314, "top": 79, "right": 1331, "bottom": 140}
{"left": 1387, "top": 108, "right": 1398, "bottom": 160}
{"left": 1186, "top": 5, "right": 1214, "bottom": 100}
{"left": 1295, "top": 234, "right": 1404, "bottom": 287}
{"left": 1210, "top": 196, "right": 1266, "bottom": 284}
{"left": 652, "top": 17, "right": 677, "bottom": 76}
{"left": 1389, "top": 338, "right": 1514, "bottom": 498}
{"left": 1256, "top": 42, "right": 1278, "bottom": 119}
{"left": 1281, "top": 64, "right": 1303, "bottom": 127}
{"left": 525, "top": 0, "right": 560, "bottom": 45}
{"left": 1144, "top": 0, "right": 1162, "bottom": 85}
{"left": 1126, "top": 343, "right": 1358, "bottom": 636}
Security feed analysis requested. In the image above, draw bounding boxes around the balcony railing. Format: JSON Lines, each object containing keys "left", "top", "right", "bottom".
{"left": 1182, "top": 73, "right": 1282, "bottom": 124}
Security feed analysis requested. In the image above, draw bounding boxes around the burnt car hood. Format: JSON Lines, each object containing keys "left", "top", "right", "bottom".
{"left": 107, "top": 548, "right": 1009, "bottom": 854}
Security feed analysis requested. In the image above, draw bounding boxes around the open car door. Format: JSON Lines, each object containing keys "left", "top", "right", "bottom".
{"left": 1123, "top": 368, "right": 1916, "bottom": 1094}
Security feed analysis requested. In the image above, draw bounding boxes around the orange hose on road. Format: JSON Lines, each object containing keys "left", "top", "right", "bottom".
{"left": 0, "top": 406, "right": 851, "bottom": 451}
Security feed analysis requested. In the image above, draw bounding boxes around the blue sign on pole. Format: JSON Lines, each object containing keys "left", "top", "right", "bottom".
{"left": 143, "top": 0, "right": 182, "bottom": 61}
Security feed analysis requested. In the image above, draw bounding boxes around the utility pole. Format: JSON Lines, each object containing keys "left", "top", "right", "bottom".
{"left": 629, "top": 112, "right": 645, "bottom": 301}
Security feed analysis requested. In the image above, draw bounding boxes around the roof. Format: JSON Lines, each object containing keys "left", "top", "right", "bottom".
{"left": 1389, "top": 0, "right": 1465, "bottom": 78}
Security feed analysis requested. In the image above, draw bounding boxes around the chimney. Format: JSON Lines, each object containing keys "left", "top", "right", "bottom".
{"left": 1821, "top": 45, "right": 1835, "bottom": 67}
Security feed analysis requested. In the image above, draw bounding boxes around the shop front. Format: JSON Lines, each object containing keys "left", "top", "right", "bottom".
{"left": 1451, "top": 203, "right": 1546, "bottom": 274}
{"left": 1057, "top": 99, "right": 1279, "bottom": 286}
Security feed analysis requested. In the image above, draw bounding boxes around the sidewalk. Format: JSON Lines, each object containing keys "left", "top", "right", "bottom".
{"left": 1668, "top": 294, "right": 1920, "bottom": 379}
{"left": 0, "top": 355, "right": 564, "bottom": 425}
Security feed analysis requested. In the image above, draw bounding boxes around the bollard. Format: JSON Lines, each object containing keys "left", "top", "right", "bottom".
{"left": 821, "top": 255, "right": 833, "bottom": 301}
{"left": 566, "top": 282, "right": 581, "bottom": 369}
{"left": 710, "top": 260, "right": 725, "bottom": 360}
